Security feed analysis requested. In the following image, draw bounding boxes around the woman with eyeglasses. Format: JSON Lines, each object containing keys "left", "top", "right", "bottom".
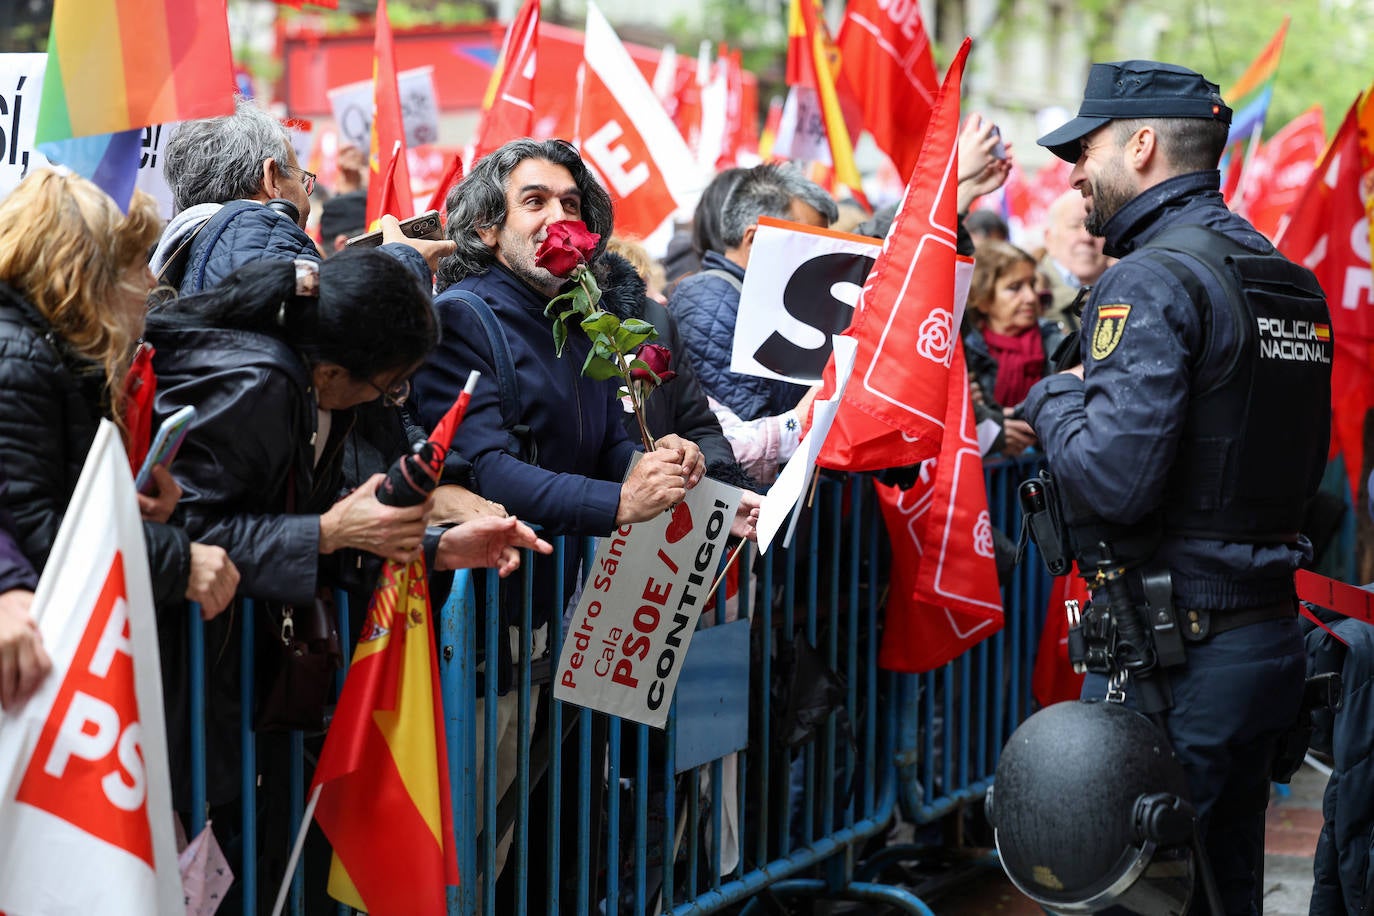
{"left": 142, "top": 248, "right": 548, "bottom": 823}
{"left": 964, "top": 241, "right": 1067, "bottom": 458}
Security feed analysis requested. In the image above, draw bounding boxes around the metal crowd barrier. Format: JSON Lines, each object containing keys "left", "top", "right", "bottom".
{"left": 182, "top": 462, "right": 1053, "bottom": 914}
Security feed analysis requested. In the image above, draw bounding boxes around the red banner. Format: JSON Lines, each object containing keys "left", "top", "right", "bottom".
{"left": 1031, "top": 572, "right": 1090, "bottom": 707}
{"left": 1239, "top": 105, "right": 1325, "bottom": 240}
{"left": 366, "top": 0, "right": 414, "bottom": 224}
{"left": 472, "top": 0, "right": 539, "bottom": 162}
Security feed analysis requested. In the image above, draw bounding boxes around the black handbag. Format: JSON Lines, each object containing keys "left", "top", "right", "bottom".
{"left": 254, "top": 593, "right": 343, "bottom": 733}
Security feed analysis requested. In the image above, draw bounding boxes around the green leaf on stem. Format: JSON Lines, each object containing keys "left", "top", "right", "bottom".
{"left": 580, "top": 311, "right": 621, "bottom": 337}
{"left": 581, "top": 351, "right": 623, "bottom": 381}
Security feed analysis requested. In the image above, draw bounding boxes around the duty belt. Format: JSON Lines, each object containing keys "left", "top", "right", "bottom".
{"left": 1178, "top": 599, "right": 1297, "bottom": 642}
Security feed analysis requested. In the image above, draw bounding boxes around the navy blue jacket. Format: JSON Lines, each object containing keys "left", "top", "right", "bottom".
{"left": 1024, "top": 171, "right": 1313, "bottom": 609}
{"left": 670, "top": 250, "right": 809, "bottom": 421}
{"left": 414, "top": 263, "right": 639, "bottom": 536}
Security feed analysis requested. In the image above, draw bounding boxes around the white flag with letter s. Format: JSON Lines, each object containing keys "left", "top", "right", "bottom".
{"left": 0, "top": 421, "right": 182, "bottom": 916}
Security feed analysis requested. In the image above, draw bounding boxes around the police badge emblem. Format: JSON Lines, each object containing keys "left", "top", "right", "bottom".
{"left": 1091, "top": 304, "right": 1131, "bottom": 360}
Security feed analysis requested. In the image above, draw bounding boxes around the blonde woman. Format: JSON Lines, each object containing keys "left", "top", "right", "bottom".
{"left": 0, "top": 169, "right": 239, "bottom": 703}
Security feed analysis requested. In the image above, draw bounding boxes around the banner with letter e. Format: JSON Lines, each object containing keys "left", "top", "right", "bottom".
{"left": 554, "top": 474, "right": 742, "bottom": 729}
{"left": 0, "top": 421, "right": 182, "bottom": 916}
{"left": 732, "top": 216, "right": 880, "bottom": 385}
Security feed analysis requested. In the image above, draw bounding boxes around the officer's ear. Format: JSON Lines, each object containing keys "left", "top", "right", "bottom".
{"left": 1125, "top": 126, "right": 1157, "bottom": 172}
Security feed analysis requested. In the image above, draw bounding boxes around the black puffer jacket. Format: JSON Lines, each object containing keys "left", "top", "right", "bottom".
{"left": 144, "top": 312, "right": 356, "bottom": 807}
{"left": 0, "top": 282, "right": 189, "bottom": 605}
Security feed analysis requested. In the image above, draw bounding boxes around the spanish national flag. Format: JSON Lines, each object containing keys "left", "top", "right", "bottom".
{"left": 786, "top": 0, "right": 868, "bottom": 208}
{"left": 312, "top": 558, "right": 459, "bottom": 915}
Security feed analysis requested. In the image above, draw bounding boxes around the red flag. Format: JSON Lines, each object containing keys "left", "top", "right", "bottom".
{"left": 1238, "top": 105, "right": 1325, "bottom": 239}
{"left": 788, "top": 0, "right": 868, "bottom": 207}
{"left": 426, "top": 153, "right": 465, "bottom": 215}
{"left": 311, "top": 560, "right": 459, "bottom": 914}
{"left": 816, "top": 39, "right": 972, "bottom": 472}
{"left": 577, "top": 4, "right": 696, "bottom": 239}
{"left": 836, "top": 0, "right": 938, "bottom": 184}
{"left": 1031, "top": 572, "right": 1090, "bottom": 707}
{"left": 716, "top": 49, "right": 749, "bottom": 169}
{"left": 1275, "top": 96, "right": 1371, "bottom": 499}
{"left": 122, "top": 343, "right": 156, "bottom": 473}
{"left": 876, "top": 338, "right": 1003, "bottom": 672}
{"left": 366, "top": 0, "right": 414, "bottom": 226}
{"left": 472, "top": 0, "right": 540, "bottom": 162}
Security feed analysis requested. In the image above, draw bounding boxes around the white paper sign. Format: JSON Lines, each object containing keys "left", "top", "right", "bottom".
{"left": 0, "top": 54, "right": 179, "bottom": 217}
{"left": 327, "top": 66, "right": 441, "bottom": 154}
{"left": 771, "top": 85, "right": 830, "bottom": 165}
{"left": 757, "top": 335, "right": 858, "bottom": 553}
{"left": 733, "top": 217, "right": 880, "bottom": 385}
{"left": 554, "top": 475, "right": 742, "bottom": 729}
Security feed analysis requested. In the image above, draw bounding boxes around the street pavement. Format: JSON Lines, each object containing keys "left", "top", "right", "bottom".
{"left": 923, "top": 759, "right": 1327, "bottom": 915}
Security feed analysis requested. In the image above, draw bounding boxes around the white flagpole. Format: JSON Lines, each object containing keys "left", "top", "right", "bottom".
{"left": 270, "top": 783, "right": 324, "bottom": 916}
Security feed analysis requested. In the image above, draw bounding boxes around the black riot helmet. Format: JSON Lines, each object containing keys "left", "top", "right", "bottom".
{"left": 986, "top": 701, "right": 1197, "bottom": 915}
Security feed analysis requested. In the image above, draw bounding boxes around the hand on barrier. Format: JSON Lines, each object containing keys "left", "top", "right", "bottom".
{"left": 0, "top": 587, "right": 49, "bottom": 710}
{"left": 319, "top": 473, "right": 432, "bottom": 563}
{"left": 186, "top": 543, "right": 239, "bottom": 620}
{"left": 136, "top": 463, "right": 182, "bottom": 524}
{"left": 434, "top": 515, "right": 552, "bottom": 575}
{"left": 617, "top": 448, "right": 691, "bottom": 525}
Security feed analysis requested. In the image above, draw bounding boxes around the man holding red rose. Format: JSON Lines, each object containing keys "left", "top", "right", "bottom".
{"left": 411, "top": 138, "right": 705, "bottom": 899}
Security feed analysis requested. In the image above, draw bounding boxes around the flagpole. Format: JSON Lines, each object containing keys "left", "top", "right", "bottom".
{"left": 271, "top": 783, "right": 323, "bottom": 916}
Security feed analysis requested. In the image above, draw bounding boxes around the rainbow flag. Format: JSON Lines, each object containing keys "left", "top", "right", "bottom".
{"left": 38, "top": 130, "right": 144, "bottom": 212}
{"left": 1220, "top": 17, "right": 1289, "bottom": 203}
{"left": 36, "top": 0, "right": 235, "bottom": 143}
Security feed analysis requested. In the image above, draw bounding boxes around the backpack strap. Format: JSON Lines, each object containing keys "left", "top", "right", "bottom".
{"left": 700, "top": 267, "right": 744, "bottom": 292}
{"left": 449, "top": 290, "right": 538, "bottom": 466}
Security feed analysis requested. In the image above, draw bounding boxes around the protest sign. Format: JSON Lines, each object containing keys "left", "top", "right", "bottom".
{"left": 327, "top": 66, "right": 440, "bottom": 154}
{"left": 0, "top": 422, "right": 181, "bottom": 915}
{"left": 733, "top": 216, "right": 879, "bottom": 384}
{"left": 554, "top": 474, "right": 742, "bottom": 729}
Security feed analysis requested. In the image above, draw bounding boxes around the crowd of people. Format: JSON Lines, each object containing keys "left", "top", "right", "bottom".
{"left": 0, "top": 54, "right": 1346, "bottom": 915}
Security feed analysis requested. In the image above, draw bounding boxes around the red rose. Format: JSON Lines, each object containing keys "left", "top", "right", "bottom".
{"left": 630, "top": 343, "right": 677, "bottom": 385}
{"left": 535, "top": 220, "right": 601, "bottom": 278}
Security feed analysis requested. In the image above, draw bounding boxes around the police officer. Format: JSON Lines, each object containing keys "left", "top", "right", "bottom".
{"left": 1024, "top": 61, "right": 1332, "bottom": 914}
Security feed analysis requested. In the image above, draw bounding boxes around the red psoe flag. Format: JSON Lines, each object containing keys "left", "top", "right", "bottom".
{"left": 816, "top": 39, "right": 973, "bottom": 472}
{"left": 1275, "top": 95, "right": 1371, "bottom": 500}
{"left": 577, "top": 2, "right": 697, "bottom": 239}
{"left": 836, "top": 0, "right": 938, "bottom": 184}
{"left": 472, "top": 0, "right": 540, "bottom": 162}
{"left": 312, "top": 560, "right": 459, "bottom": 914}
{"left": 366, "top": 0, "right": 414, "bottom": 226}
{"left": 876, "top": 339, "right": 1003, "bottom": 672}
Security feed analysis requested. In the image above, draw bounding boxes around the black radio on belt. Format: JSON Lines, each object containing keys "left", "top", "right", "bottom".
{"left": 1019, "top": 471, "right": 1072, "bottom": 576}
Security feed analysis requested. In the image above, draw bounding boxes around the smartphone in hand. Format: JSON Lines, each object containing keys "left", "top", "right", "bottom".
{"left": 135, "top": 405, "right": 196, "bottom": 495}
{"left": 345, "top": 210, "right": 444, "bottom": 248}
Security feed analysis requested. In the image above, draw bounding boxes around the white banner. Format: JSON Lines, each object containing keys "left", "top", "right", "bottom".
{"left": 771, "top": 85, "right": 830, "bottom": 165}
{"left": 0, "top": 422, "right": 182, "bottom": 915}
{"left": 733, "top": 216, "right": 880, "bottom": 384}
{"left": 554, "top": 474, "right": 742, "bottom": 729}
{"left": 327, "top": 66, "right": 441, "bottom": 155}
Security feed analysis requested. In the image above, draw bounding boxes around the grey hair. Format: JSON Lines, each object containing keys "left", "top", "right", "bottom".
{"left": 163, "top": 96, "right": 294, "bottom": 213}
{"left": 718, "top": 163, "right": 839, "bottom": 250}
{"left": 434, "top": 138, "right": 615, "bottom": 291}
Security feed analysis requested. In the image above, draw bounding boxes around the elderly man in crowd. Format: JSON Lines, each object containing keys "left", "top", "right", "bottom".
{"left": 1038, "top": 189, "right": 1110, "bottom": 328}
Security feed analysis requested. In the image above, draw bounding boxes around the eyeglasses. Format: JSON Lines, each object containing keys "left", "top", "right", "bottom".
{"left": 285, "top": 163, "right": 317, "bottom": 195}
{"left": 1038, "top": 290, "right": 1054, "bottom": 310}
{"left": 367, "top": 377, "right": 411, "bottom": 407}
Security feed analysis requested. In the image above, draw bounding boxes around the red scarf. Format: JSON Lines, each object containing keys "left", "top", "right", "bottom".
{"left": 983, "top": 327, "right": 1045, "bottom": 408}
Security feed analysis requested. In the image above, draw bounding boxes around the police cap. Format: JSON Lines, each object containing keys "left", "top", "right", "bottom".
{"left": 1038, "top": 60, "right": 1233, "bottom": 163}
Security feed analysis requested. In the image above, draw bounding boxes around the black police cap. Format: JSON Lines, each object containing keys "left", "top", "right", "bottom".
{"left": 1038, "top": 60, "right": 1233, "bottom": 163}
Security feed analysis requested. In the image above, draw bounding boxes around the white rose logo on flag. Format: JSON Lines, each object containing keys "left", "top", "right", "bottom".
{"left": 973, "top": 510, "right": 995, "bottom": 558}
{"left": 915, "top": 309, "right": 954, "bottom": 366}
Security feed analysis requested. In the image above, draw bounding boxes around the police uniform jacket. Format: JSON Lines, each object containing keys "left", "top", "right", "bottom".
{"left": 1023, "top": 170, "right": 1325, "bottom": 611}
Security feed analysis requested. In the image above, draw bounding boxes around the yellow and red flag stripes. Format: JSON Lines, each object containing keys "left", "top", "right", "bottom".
{"left": 788, "top": 0, "right": 868, "bottom": 208}
{"left": 312, "top": 559, "right": 459, "bottom": 915}
{"left": 35, "top": 0, "right": 234, "bottom": 142}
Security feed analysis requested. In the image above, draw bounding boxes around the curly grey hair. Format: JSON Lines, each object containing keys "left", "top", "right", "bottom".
{"left": 434, "top": 139, "right": 614, "bottom": 291}
{"left": 163, "top": 96, "right": 294, "bottom": 214}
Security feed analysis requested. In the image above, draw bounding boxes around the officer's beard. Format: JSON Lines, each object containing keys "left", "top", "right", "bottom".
{"left": 1082, "top": 165, "right": 1135, "bottom": 238}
